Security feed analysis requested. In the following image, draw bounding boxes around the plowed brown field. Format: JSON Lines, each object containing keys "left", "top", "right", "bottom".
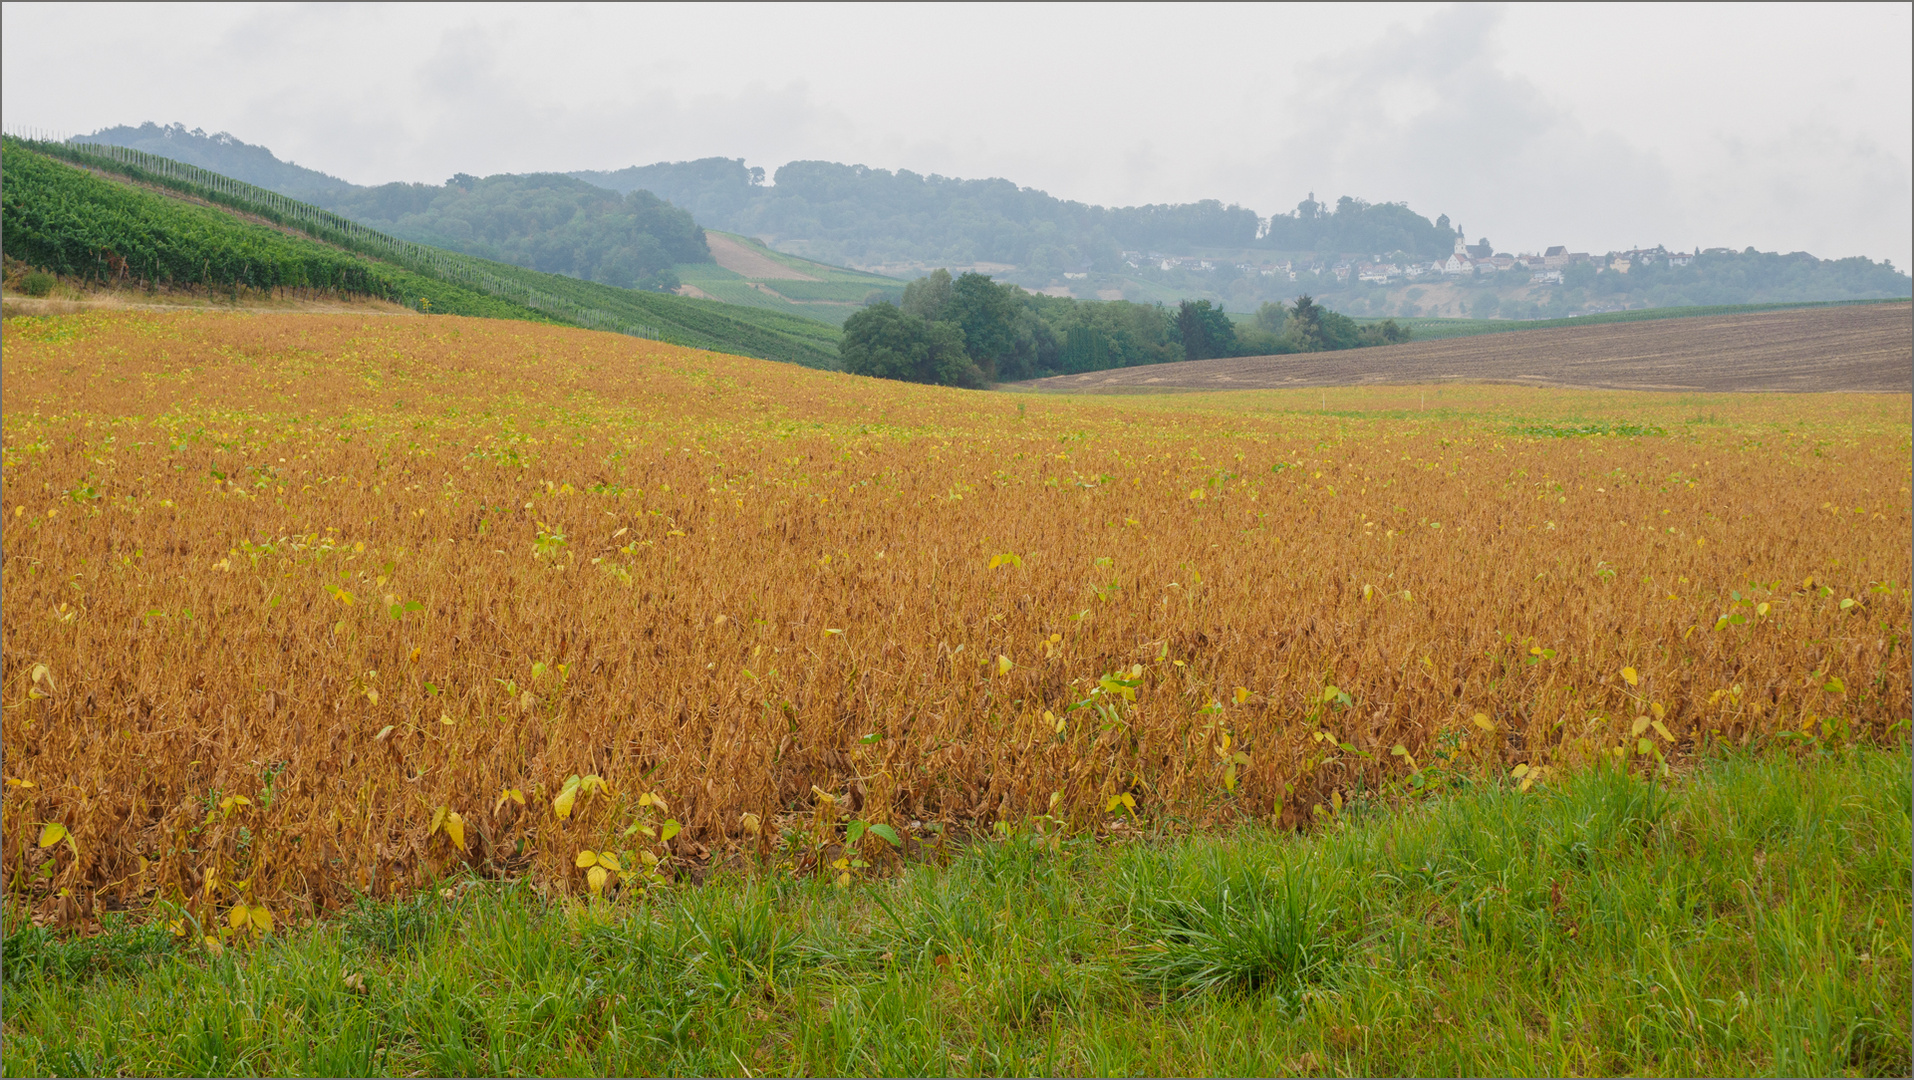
{"left": 1017, "top": 303, "right": 1913, "bottom": 394}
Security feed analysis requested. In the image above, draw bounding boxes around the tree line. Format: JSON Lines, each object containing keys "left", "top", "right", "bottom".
{"left": 575, "top": 159, "right": 1465, "bottom": 274}
{"left": 839, "top": 271, "right": 1408, "bottom": 387}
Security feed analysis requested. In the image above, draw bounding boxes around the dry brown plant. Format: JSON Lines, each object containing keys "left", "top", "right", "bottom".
{"left": 3, "top": 310, "right": 1907, "bottom": 927}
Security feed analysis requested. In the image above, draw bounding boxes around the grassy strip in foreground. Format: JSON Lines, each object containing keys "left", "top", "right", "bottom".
{"left": 4, "top": 747, "right": 1908, "bottom": 1077}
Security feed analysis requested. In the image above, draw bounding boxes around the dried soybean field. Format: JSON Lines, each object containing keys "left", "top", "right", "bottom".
{"left": 1019, "top": 302, "right": 1913, "bottom": 394}
{"left": 2, "top": 309, "right": 1909, "bottom": 930}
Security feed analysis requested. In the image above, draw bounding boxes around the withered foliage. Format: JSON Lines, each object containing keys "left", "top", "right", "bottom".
{"left": 3, "top": 310, "right": 1907, "bottom": 925}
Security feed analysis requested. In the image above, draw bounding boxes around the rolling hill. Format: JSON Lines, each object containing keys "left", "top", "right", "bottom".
{"left": 1, "top": 137, "right": 847, "bottom": 368}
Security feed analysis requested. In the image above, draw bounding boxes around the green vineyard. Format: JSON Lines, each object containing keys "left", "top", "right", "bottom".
{"left": 3, "top": 137, "right": 844, "bottom": 368}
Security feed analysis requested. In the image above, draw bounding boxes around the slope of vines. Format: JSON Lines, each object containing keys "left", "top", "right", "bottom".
{"left": 10, "top": 137, "right": 841, "bottom": 368}
{"left": 0, "top": 143, "right": 551, "bottom": 322}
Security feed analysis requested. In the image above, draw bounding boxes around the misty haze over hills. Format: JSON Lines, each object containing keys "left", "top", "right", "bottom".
{"left": 73, "top": 122, "right": 1912, "bottom": 319}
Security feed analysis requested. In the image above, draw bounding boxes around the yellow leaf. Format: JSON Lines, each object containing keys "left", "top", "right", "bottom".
{"left": 576, "top": 850, "right": 599, "bottom": 868}
{"left": 1622, "top": 666, "right": 1639, "bottom": 687}
{"left": 597, "top": 852, "right": 623, "bottom": 872}
{"left": 1472, "top": 713, "right": 1495, "bottom": 733}
{"left": 1330, "top": 790, "right": 1343, "bottom": 813}
{"left": 519, "top": 690, "right": 537, "bottom": 713}
{"left": 1631, "top": 717, "right": 1651, "bottom": 737}
{"left": 229, "top": 905, "right": 249, "bottom": 930}
{"left": 1106, "top": 792, "right": 1136, "bottom": 813}
{"left": 1188, "top": 488, "right": 1205, "bottom": 501}
{"left": 1234, "top": 686, "right": 1250, "bottom": 704}
{"left": 1651, "top": 720, "right": 1674, "bottom": 743}
{"left": 1511, "top": 764, "right": 1529, "bottom": 778}
{"left": 374, "top": 725, "right": 394, "bottom": 741}
{"left": 429, "top": 805, "right": 447, "bottom": 837}
{"left": 5, "top": 777, "right": 35, "bottom": 789}
{"left": 659, "top": 820, "right": 681, "bottom": 844}
{"left": 440, "top": 712, "right": 456, "bottom": 725}
{"left": 996, "top": 654, "right": 1013, "bottom": 675}
{"left": 587, "top": 865, "right": 609, "bottom": 895}
{"left": 553, "top": 787, "right": 578, "bottom": 820}
{"left": 250, "top": 906, "right": 273, "bottom": 933}
{"left": 741, "top": 812, "right": 761, "bottom": 835}
{"left": 1650, "top": 702, "right": 1666, "bottom": 721}
{"left": 36, "top": 822, "right": 67, "bottom": 849}
{"left": 444, "top": 812, "right": 465, "bottom": 852}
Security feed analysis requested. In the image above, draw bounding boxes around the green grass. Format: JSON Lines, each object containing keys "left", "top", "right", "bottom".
{"left": 5, "top": 745, "right": 1906, "bottom": 1077}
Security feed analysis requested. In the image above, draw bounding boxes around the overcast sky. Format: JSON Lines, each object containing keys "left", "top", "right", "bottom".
{"left": 5, "top": 2, "right": 1909, "bottom": 265}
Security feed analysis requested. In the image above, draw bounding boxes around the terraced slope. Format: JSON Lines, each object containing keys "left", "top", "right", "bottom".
{"left": 675, "top": 232, "right": 903, "bottom": 326}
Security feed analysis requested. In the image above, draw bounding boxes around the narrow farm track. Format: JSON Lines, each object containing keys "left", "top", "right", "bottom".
{"left": 1015, "top": 302, "right": 1914, "bottom": 394}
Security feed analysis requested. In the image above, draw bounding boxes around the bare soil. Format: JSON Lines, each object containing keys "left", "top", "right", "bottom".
{"left": 704, "top": 234, "right": 818, "bottom": 281}
{"left": 1013, "top": 303, "right": 1913, "bottom": 394}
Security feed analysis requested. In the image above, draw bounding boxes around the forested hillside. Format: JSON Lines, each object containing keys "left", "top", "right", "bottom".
{"left": 575, "top": 158, "right": 1283, "bottom": 272}
{"left": 322, "top": 173, "right": 709, "bottom": 292}
{"left": 58, "top": 125, "right": 1912, "bottom": 320}
{"left": 75, "top": 122, "right": 355, "bottom": 199}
